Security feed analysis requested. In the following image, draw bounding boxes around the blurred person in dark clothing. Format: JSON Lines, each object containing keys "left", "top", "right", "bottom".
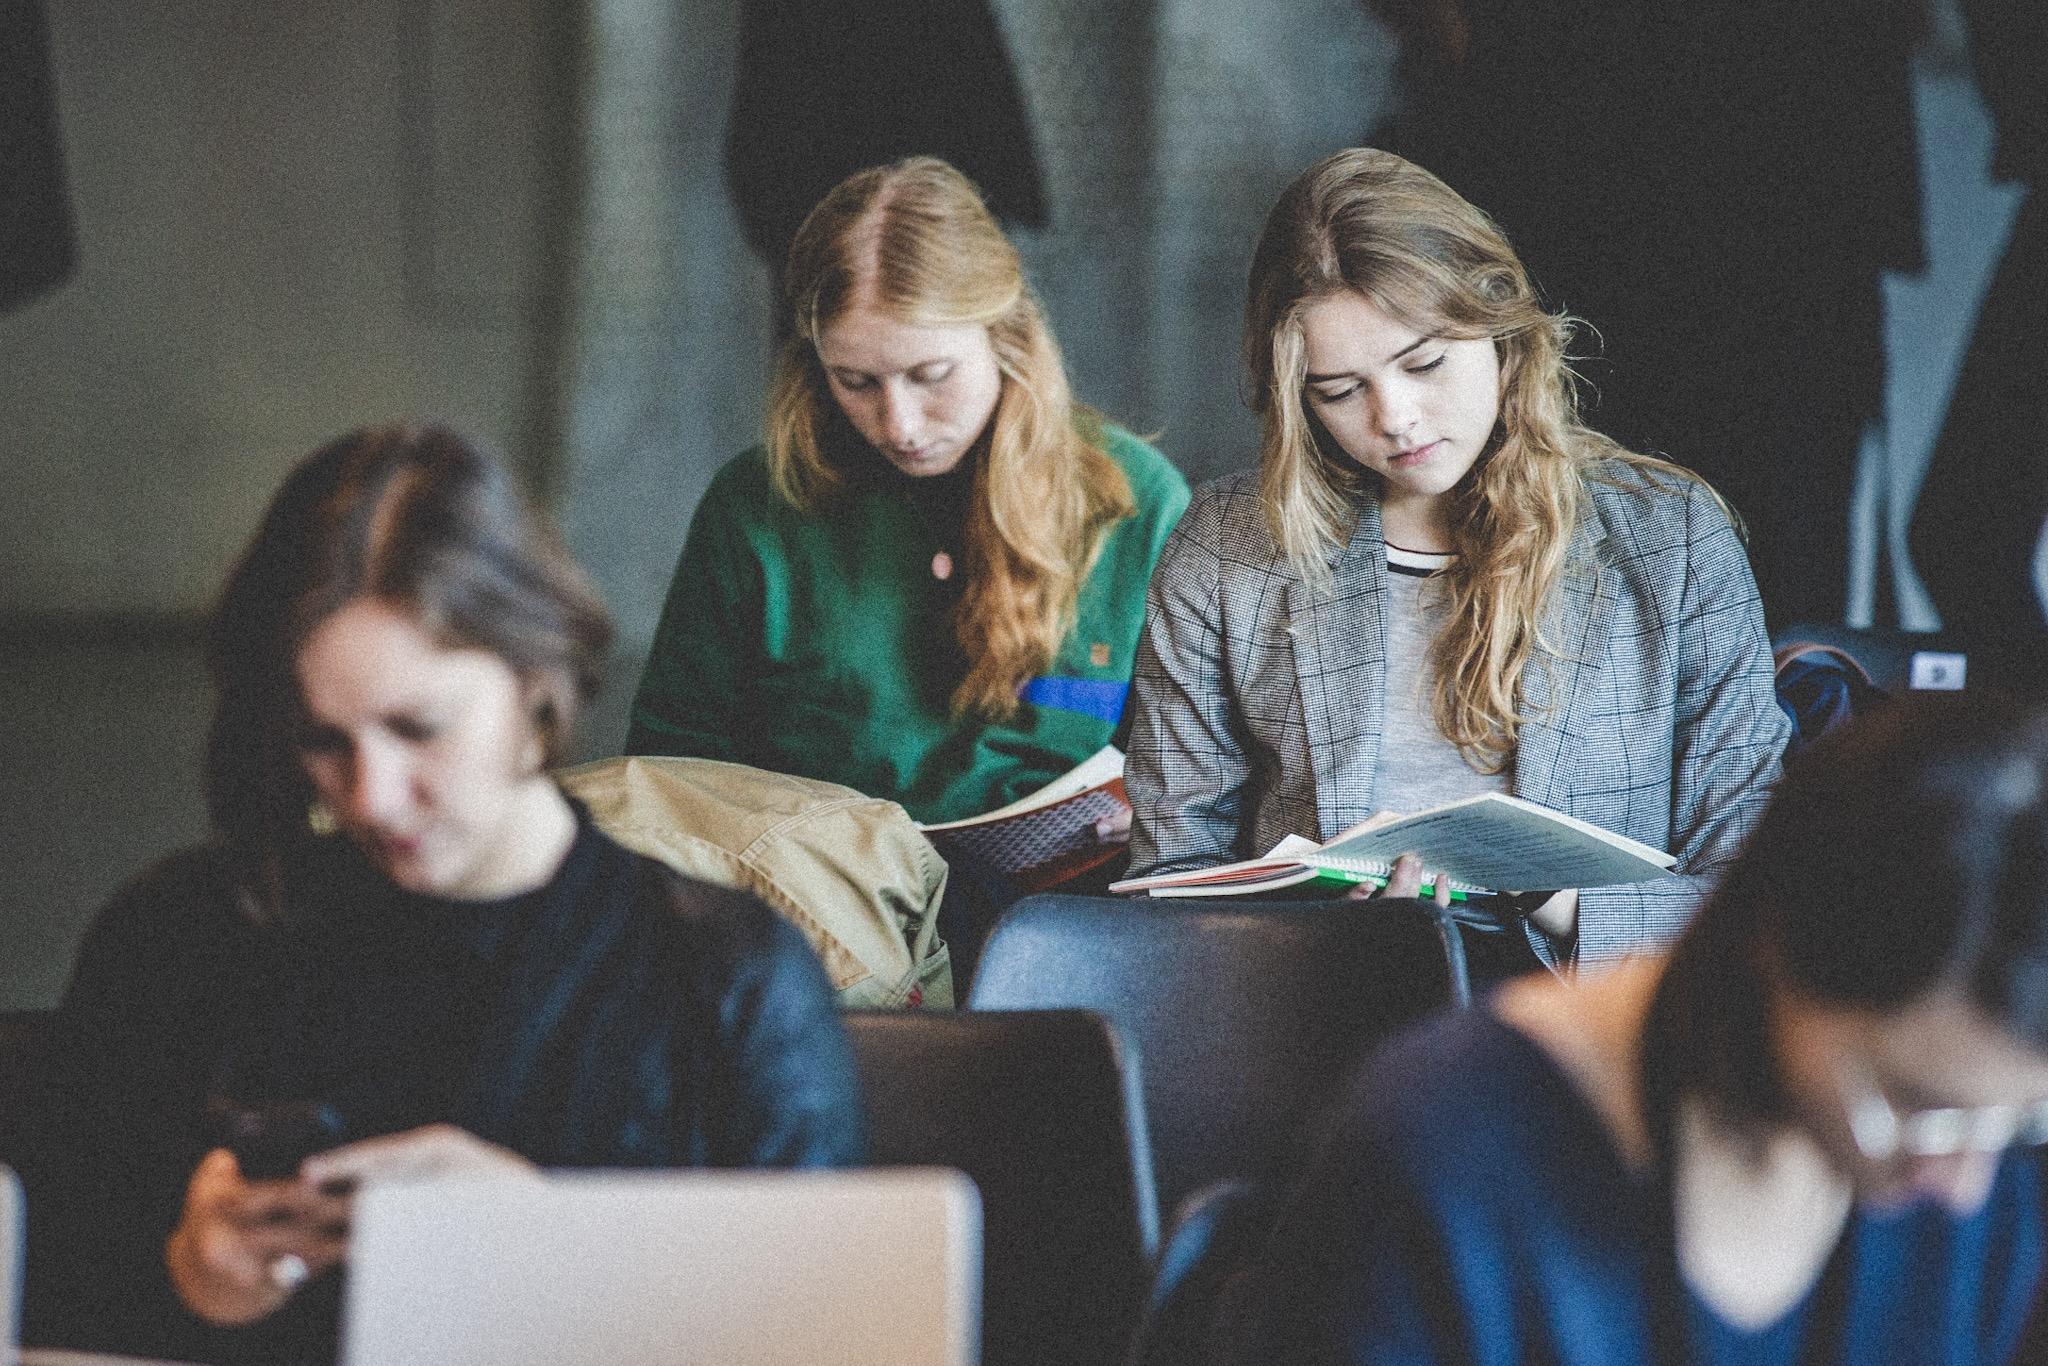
{"left": 18, "top": 424, "right": 864, "bottom": 1365}
{"left": 1908, "top": 1, "right": 2048, "bottom": 647}
{"left": 1368, "top": 0, "right": 1926, "bottom": 630}
{"left": 1230, "top": 693, "right": 2048, "bottom": 1363}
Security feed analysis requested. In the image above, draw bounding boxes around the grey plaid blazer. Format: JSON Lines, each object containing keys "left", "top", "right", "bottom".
{"left": 1124, "top": 463, "right": 1790, "bottom": 966}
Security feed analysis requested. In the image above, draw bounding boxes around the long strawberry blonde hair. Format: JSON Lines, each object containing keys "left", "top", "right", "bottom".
{"left": 1245, "top": 148, "right": 1717, "bottom": 771}
{"left": 764, "top": 157, "right": 1135, "bottom": 720}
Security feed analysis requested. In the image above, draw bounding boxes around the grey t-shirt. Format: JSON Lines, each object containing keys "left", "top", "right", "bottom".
{"left": 1375, "top": 546, "right": 1513, "bottom": 815}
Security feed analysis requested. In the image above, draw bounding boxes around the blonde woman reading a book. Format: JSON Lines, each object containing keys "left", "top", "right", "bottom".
{"left": 1123, "top": 148, "right": 1789, "bottom": 974}
{"left": 627, "top": 157, "right": 1189, "bottom": 826}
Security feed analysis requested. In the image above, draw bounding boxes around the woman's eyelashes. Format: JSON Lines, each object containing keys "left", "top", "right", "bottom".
{"left": 296, "top": 714, "right": 443, "bottom": 755}
{"left": 1306, "top": 355, "right": 1449, "bottom": 405}
{"left": 829, "top": 363, "right": 956, "bottom": 390}
{"left": 385, "top": 714, "right": 443, "bottom": 744}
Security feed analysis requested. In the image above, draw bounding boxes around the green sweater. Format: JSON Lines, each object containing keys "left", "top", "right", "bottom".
{"left": 627, "top": 426, "right": 1190, "bottom": 823}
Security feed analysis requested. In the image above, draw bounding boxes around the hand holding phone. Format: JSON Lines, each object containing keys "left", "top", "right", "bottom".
{"left": 169, "top": 1137, "right": 352, "bottom": 1326}
{"left": 209, "top": 1099, "right": 349, "bottom": 1182}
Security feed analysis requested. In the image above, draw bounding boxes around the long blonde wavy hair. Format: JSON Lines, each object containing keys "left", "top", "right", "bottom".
{"left": 765, "top": 156, "right": 1135, "bottom": 720}
{"left": 1245, "top": 148, "right": 1713, "bottom": 772}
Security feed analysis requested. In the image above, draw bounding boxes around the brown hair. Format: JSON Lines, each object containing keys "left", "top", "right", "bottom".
{"left": 205, "top": 422, "right": 612, "bottom": 908}
{"left": 1641, "top": 694, "right": 2048, "bottom": 1160}
{"left": 766, "top": 156, "right": 1135, "bottom": 719}
{"left": 1244, "top": 147, "right": 1710, "bottom": 771}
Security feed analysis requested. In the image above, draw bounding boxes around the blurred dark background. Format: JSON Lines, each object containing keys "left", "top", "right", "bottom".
{"left": 2, "top": 0, "right": 2039, "bottom": 1007}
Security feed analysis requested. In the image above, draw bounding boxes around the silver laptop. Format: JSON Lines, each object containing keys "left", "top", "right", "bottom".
{"left": 340, "top": 1169, "right": 980, "bottom": 1366}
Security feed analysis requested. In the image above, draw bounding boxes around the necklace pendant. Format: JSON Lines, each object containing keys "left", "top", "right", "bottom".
{"left": 931, "top": 551, "right": 954, "bottom": 582}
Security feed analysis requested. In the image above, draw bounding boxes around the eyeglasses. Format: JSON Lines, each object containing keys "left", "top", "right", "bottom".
{"left": 1837, "top": 1058, "right": 2048, "bottom": 1162}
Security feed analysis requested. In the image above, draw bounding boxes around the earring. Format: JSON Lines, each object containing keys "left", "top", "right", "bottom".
{"left": 307, "top": 800, "right": 338, "bottom": 836}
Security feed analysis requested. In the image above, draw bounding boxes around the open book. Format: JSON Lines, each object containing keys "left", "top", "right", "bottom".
{"left": 1109, "top": 792, "right": 1677, "bottom": 899}
{"left": 918, "top": 746, "right": 1130, "bottom": 891}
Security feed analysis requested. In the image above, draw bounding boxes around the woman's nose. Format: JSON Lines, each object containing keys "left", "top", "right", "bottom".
{"left": 341, "top": 741, "right": 411, "bottom": 828}
{"left": 879, "top": 384, "right": 921, "bottom": 447}
{"left": 1376, "top": 387, "right": 1420, "bottom": 442}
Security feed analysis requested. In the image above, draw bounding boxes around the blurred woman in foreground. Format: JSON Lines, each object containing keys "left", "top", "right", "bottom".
{"left": 22, "top": 424, "right": 863, "bottom": 1364}
{"left": 1234, "top": 694, "right": 2048, "bottom": 1363}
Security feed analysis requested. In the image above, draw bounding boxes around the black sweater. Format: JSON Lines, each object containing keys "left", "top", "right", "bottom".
{"left": 18, "top": 804, "right": 866, "bottom": 1363}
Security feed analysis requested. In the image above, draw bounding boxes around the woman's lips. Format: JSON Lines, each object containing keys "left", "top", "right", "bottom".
{"left": 1390, "top": 439, "right": 1442, "bottom": 468}
{"left": 372, "top": 833, "right": 424, "bottom": 862}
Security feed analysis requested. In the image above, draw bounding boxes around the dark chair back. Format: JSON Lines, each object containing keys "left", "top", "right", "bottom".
{"left": 966, "top": 895, "right": 1461, "bottom": 1219}
{"left": 844, "top": 1008, "right": 1156, "bottom": 1366}
{"left": 1127, "top": 1179, "right": 1265, "bottom": 1366}
{"left": 1767, "top": 620, "right": 2048, "bottom": 699}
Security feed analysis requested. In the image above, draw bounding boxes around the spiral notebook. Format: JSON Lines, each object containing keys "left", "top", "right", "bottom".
{"left": 1112, "top": 792, "right": 1677, "bottom": 899}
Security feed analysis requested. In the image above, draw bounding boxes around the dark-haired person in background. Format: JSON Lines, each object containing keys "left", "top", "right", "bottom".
{"left": 1230, "top": 694, "right": 2048, "bottom": 1364}
{"left": 19, "top": 424, "right": 863, "bottom": 1364}
{"left": 1907, "top": 0, "right": 2048, "bottom": 653}
{"left": 1365, "top": 0, "right": 1923, "bottom": 631}
{"left": 722, "top": 0, "right": 1046, "bottom": 282}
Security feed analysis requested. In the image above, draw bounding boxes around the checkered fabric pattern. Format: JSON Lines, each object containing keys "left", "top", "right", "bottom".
{"left": 1125, "top": 463, "right": 1790, "bottom": 968}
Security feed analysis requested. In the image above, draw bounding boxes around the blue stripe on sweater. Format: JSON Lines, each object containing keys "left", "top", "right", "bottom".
{"left": 1019, "top": 676, "right": 1129, "bottom": 723}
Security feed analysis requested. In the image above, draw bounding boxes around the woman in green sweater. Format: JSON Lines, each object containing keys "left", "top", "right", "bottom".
{"left": 629, "top": 157, "right": 1189, "bottom": 823}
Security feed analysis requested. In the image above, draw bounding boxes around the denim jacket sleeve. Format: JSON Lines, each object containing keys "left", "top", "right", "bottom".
{"left": 657, "top": 867, "right": 870, "bottom": 1168}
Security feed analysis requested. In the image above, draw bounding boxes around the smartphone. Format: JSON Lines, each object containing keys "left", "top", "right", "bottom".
{"left": 209, "top": 1099, "right": 348, "bottom": 1181}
